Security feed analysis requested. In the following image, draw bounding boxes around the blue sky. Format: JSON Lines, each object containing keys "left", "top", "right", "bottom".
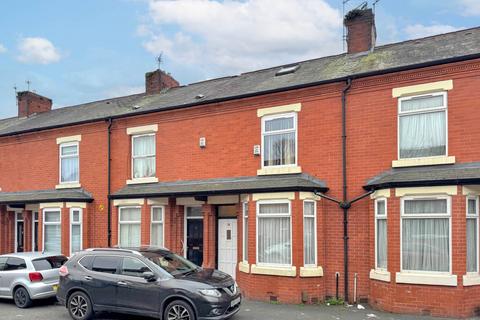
{"left": 0, "top": 0, "right": 479, "bottom": 119}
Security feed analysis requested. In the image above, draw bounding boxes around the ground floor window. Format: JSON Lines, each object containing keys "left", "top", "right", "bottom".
{"left": 303, "top": 200, "right": 316, "bottom": 266}
{"left": 151, "top": 206, "right": 164, "bottom": 247}
{"left": 243, "top": 202, "right": 248, "bottom": 262}
{"left": 33, "top": 211, "right": 39, "bottom": 252}
{"left": 43, "top": 209, "right": 61, "bottom": 253}
{"left": 257, "top": 200, "right": 291, "bottom": 266}
{"left": 375, "top": 198, "right": 387, "bottom": 269}
{"left": 467, "top": 196, "right": 479, "bottom": 273}
{"left": 401, "top": 197, "right": 450, "bottom": 272}
{"left": 70, "top": 208, "right": 82, "bottom": 255}
{"left": 119, "top": 207, "right": 141, "bottom": 247}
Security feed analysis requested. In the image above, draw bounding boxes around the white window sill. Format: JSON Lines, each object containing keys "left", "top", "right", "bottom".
{"left": 396, "top": 272, "right": 457, "bottom": 286}
{"left": 300, "top": 266, "right": 323, "bottom": 277}
{"left": 56, "top": 183, "right": 81, "bottom": 189}
{"left": 251, "top": 264, "right": 296, "bottom": 277}
{"left": 392, "top": 156, "right": 455, "bottom": 168}
{"left": 126, "top": 177, "right": 159, "bottom": 185}
{"left": 239, "top": 261, "right": 250, "bottom": 274}
{"left": 370, "top": 269, "right": 391, "bottom": 282}
{"left": 257, "top": 166, "right": 302, "bottom": 176}
{"left": 463, "top": 274, "right": 480, "bottom": 286}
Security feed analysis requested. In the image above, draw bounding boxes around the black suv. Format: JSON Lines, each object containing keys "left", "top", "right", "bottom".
{"left": 56, "top": 247, "right": 241, "bottom": 320}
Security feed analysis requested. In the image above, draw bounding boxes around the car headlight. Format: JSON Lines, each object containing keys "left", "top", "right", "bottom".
{"left": 199, "top": 289, "right": 222, "bottom": 298}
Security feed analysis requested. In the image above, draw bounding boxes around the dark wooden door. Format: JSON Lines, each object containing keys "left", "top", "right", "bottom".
{"left": 186, "top": 219, "right": 203, "bottom": 266}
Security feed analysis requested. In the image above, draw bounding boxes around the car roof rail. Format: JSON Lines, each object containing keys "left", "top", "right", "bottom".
{"left": 85, "top": 248, "right": 142, "bottom": 256}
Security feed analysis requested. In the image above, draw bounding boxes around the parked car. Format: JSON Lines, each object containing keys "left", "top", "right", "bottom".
{"left": 57, "top": 247, "right": 241, "bottom": 320}
{"left": 0, "top": 252, "right": 68, "bottom": 308}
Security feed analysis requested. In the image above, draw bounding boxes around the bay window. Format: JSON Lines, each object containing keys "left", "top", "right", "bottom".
{"left": 132, "top": 134, "right": 156, "bottom": 179}
{"left": 150, "top": 206, "right": 164, "bottom": 247}
{"left": 262, "top": 113, "right": 297, "bottom": 167}
{"left": 257, "top": 201, "right": 291, "bottom": 266}
{"left": 43, "top": 209, "right": 61, "bottom": 253}
{"left": 303, "top": 200, "right": 316, "bottom": 266}
{"left": 467, "top": 196, "right": 479, "bottom": 273}
{"left": 119, "top": 207, "right": 141, "bottom": 247}
{"left": 401, "top": 197, "right": 451, "bottom": 273}
{"left": 242, "top": 202, "right": 249, "bottom": 262}
{"left": 398, "top": 92, "right": 447, "bottom": 159}
{"left": 375, "top": 198, "right": 387, "bottom": 270}
{"left": 60, "top": 142, "right": 79, "bottom": 183}
{"left": 70, "top": 208, "right": 82, "bottom": 255}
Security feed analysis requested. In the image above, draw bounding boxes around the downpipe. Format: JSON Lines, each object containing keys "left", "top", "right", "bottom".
{"left": 106, "top": 118, "right": 113, "bottom": 247}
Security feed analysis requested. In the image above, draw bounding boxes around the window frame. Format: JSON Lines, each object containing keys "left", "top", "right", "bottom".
{"left": 400, "top": 195, "right": 452, "bottom": 274}
{"left": 255, "top": 199, "right": 292, "bottom": 267}
{"left": 150, "top": 206, "right": 164, "bottom": 248}
{"left": 397, "top": 91, "right": 448, "bottom": 160}
{"left": 69, "top": 208, "right": 83, "bottom": 256}
{"left": 59, "top": 141, "right": 80, "bottom": 184}
{"left": 261, "top": 112, "right": 298, "bottom": 168}
{"left": 242, "top": 202, "right": 249, "bottom": 262}
{"left": 303, "top": 200, "right": 317, "bottom": 267}
{"left": 32, "top": 211, "right": 39, "bottom": 252}
{"left": 131, "top": 133, "right": 156, "bottom": 180}
{"left": 42, "top": 208, "right": 62, "bottom": 254}
{"left": 118, "top": 206, "right": 142, "bottom": 247}
{"left": 466, "top": 195, "right": 479, "bottom": 274}
{"left": 374, "top": 198, "right": 388, "bottom": 271}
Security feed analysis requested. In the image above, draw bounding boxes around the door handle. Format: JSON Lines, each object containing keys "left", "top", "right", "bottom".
{"left": 84, "top": 276, "right": 92, "bottom": 281}
{"left": 117, "top": 281, "right": 128, "bottom": 287}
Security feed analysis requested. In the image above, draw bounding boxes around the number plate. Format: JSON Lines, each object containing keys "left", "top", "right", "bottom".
{"left": 230, "top": 297, "right": 241, "bottom": 307}
{"left": 52, "top": 285, "right": 58, "bottom": 292}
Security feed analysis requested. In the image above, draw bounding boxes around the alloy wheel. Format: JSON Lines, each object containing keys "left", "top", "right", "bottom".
{"left": 70, "top": 294, "right": 89, "bottom": 319}
{"left": 167, "top": 304, "right": 191, "bottom": 320}
{"left": 14, "top": 289, "right": 27, "bottom": 307}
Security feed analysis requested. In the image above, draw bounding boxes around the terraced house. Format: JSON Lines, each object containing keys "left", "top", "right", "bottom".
{"left": 1, "top": 8, "right": 480, "bottom": 318}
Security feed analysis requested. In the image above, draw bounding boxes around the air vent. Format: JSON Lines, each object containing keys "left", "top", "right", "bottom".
{"left": 195, "top": 94, "right": 205, "bottom": 99}
{"left": 275, "top": 64, "right": 300, "bottom": 76}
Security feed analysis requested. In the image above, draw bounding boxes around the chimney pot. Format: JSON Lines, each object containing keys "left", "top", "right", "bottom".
{"left": 344, "top": 8, "right": 376, "bottom": 54}
{"left": 16, "top": 91, "right": 52, "bottom": 117}
{"left": 145, "top": 69, "right": 179, "bottom": 95}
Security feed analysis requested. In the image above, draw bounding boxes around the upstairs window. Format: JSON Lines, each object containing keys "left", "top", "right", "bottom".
{"left": 132, "top": 134, "right": 156, "bottom": 179}
{"left": 262, "top": 113, "right": 297, "bottom": 167}
{"left": 398, "top": 92, "right": 447, "bottom": 159}
{"left": 60, "top": 142, "right": 79, "bottom": 183}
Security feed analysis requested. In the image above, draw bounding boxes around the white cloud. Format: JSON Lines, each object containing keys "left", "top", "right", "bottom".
{"left": 141, "top": 0, "right": 343, "bottom": 77}
{"left": 0, "top": 43, "right": 6, "bottom": 53}
{"left": 460, "top": 0, "right": 480, "bottom": 16}
{"left": 404, "top": 24, "right": 461, "bottom": 39}
{"left": 17, "top": 37, "right": 61, "bottom": 64}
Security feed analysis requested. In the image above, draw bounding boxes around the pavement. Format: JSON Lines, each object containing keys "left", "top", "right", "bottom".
{"left": 0, "top": 298, "right": 472, "bottom": 320}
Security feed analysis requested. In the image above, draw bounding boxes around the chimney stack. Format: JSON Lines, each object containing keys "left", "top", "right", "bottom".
{"left": 344, "top": 8, "right": 376, "bottom": 54}
{"left": 145, "top": 69, "right": 179, "bottom": 95}
{"left": 17, "top": 91, "right": 52, "bottom": 118}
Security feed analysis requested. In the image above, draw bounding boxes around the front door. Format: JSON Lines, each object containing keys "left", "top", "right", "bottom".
{"left": 218, "top": 219, "right": 237, "bottom": 279}
{"left": 186, "top": 219, "right": 203, "bottom": 266}
{"left": 16, "top": 214, "right": 24, "bottom": 253}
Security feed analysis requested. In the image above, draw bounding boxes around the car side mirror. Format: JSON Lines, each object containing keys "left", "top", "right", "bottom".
{"left": 143, "top": 271, "right": 157, "bottom": 282}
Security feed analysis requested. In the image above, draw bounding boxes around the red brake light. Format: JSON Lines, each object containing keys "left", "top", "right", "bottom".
{"left": 59, "top": 265, "right": 69, "bottom": 277}
{"left": 29, "top": 272, "right": 43, "bottom": 282}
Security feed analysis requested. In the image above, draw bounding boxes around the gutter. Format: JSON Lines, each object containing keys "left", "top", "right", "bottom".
{"left": 1, "top": 53, "right": 480, "bottom": 138}
{"left": 364, "top": 178, "right": 480, "bottom": 191}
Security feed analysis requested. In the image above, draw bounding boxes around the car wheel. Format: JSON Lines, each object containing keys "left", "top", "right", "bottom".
{"left": 13, "top": 287, "right": 33, "bottom": 308}
{"left": 164, "top": 300, "right": 196, "bottom": 320}
{"left": 67, "top": 291, "right": 93, "bottom": 320}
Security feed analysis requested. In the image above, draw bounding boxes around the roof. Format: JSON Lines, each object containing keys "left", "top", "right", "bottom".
{"left": 364, "top": 162, "right": 480, "bottom": 190}
{"left": 1, "top": 27, "right": 480, "bottom": 137}
{"left": 111, "top": 173, "right": 328, "bottom": 199}
{"left": 0, "top": 188, "right": 94, "bottom": 205}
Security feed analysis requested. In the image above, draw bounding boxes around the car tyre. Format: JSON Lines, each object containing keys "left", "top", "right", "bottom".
{"left": 13, "top": 287, "right": 33, "bottom": 308}
{"left": 164, "top": 300, "right": 196, "bottom": 320}
{"left": 67, "top": 291, "right": 93, "bottom": 320}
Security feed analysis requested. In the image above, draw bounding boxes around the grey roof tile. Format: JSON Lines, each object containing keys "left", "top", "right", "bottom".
{"left": 0, "top": 188, "right": 94, "bottom": 205}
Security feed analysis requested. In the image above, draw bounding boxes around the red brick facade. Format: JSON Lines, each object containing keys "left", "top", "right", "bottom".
{"left": 1, "top": 58, "right": 480, "bottom": 317}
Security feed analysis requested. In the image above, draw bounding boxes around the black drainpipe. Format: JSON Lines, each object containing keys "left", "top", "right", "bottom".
{"left": 107, "top": 118, "right": 113, "bottom": 247}
{"left": 314, "top": 78, "right": 373, "bottom": 303}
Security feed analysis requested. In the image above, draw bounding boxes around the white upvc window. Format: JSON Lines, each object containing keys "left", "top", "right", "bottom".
{"left": 261, "top": 113, "right": 297, "bottom": 167}
{"left": 398, "top": 92, "right": 447, "bottom": 159}
{"left": 150, "top": 206, "right": 164, "bottom": 247}
{"left": 401, "top": 196, "right": 451, "bottom": 273}
{"left": 59, "top": 142, "right": 79, "bottom": 184}
{"left": 70, "top": 208, "right": 83, "bottom": 256}
{"left": 256, "top": 200, "right": 292, "bottom": 266}
{"left": 303, "top": 200, "right": 317, "bottom": 266}
{"left": 375, "top": 198, "right": 387, "bottom": 270}
{"left": 467, "top": 196, "right": 479, "bottom": 273}
{"left": 242, "top": 202, "right": 249, "bottom": 262}
{"left": 119, "top": 207, "right": 141, "bottom": 247}
{"left": 43, "top": 209, "right": 61, "bottom": 254}
{"left": 132, "top": 134, "right": 156, "bottom": 179}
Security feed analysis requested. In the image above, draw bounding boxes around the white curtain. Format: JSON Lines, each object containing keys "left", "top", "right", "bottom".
{"left": 119, "top": 208, "right": 141, "bottom": 247}
{"left": 377, "top": 219, "right": 387, "bottom": 269}
{"left": 264, "top": 117, "right": 295, "bottom": 166}
{"left": 133, "top": 135, "right": 155, "bottom": 178}
{"left": 61, "top": 145, "right": 79, "bottom": 183}
{"left": 71, "top": 225, "right": 81, "bottom": 254}
{"left": 151, "top": 223, "right": 163, "bottom": 247}
{"left": 467, "top": 218, "right": 477, "bottom": 272}
{"left": 258, "top": 203, "right": 291, "bottom": 265}
{"left": 44, "top": 224, "right": 61, "bottom": 253}
{"left": 402, "top": 218, "right": 449, "bottom": 272}
{"left": 303, "top": 201, "right": 315, "bottom": 265}
{"left": 243, "top": 203, "right": 249, "bottom": 261}
{"left": 404, "top": 199, "right": 447, "bottom": 214}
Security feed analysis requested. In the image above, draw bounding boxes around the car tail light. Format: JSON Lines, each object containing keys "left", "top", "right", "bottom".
{"left": 29, "top": 272, "right": 43, "bottom": 282}
{"left": 59, "top": 265, "right": 69, "bottom": 277}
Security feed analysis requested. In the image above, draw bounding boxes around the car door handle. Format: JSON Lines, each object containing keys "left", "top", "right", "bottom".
{"left": 84, "top": 276, "right": 93, "bottom": 281}
{"left": 117, "top": 281, "right": 128, "bottom": 287}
